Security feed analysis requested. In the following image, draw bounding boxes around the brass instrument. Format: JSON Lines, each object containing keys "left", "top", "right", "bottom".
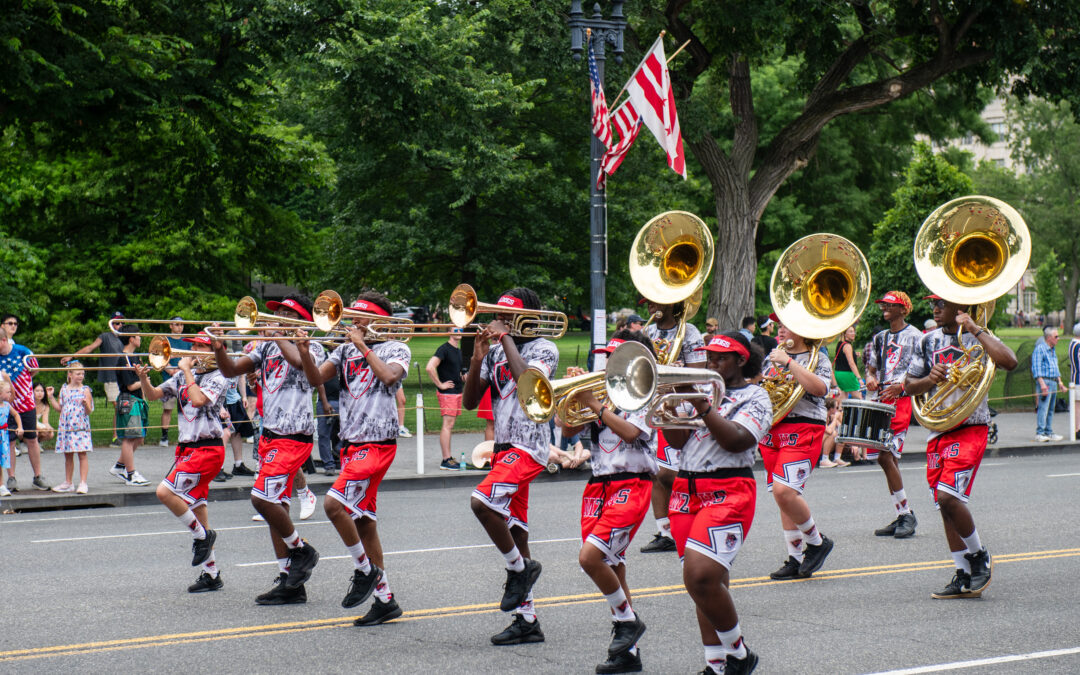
{"left": 763, "top": 233, "right": 871, "bottom": 424}
{"left": 448, "top": 284, "right": 568, "bottom": 339}
{"left": 911, "top": 196, "right": 1030, "bottom": 431}
{"left": 605, "top": 341, "right": 725, "bottom": 429}
{"left": 517, "top": 368, "right": 611, "bottom": 425}
{"left": 629, "top": 211, "right": 713, "bottom": 364}
{"left": 29, "top": 335, "right": 238, "bottom": 372}
{"left": 29, "top": 353, "right": 153, "bottom": 372}
{"left": 108, "top": 317, "right": 237, "bottom": 339}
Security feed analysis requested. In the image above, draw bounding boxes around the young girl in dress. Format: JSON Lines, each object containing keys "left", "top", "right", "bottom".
{"left": 49, "top": 362, "right": 94, "bottom": 494}
{"left": 34, "top": 383, "right": 55, "bottom": 444}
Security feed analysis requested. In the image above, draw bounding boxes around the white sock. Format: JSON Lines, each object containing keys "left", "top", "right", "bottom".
{"left": 960, "top": 529, "right": 983, "bottom": 554}
{"left": 179, "top": 510, "right": 206, "bottom": 539}
{"left": 716, "top": 623, "right": 747, "bottom": 659}
{"left": 502, "top": 546, "right": 526, "bottom": 572}
{"left": 952, "top": 550, "right": 972, "bottom": 573}
{"left": 347, "top": 542, "right": 372, "bottom": 573}
{"left": 283, "top": 531, "right": 302, "bottom": 549}
{"left": 784, "top": 529, "right": 804, "bottom": 561}
{"left": 704, "top": 644, "right": 726, "bottom": 673}
{"left": 797, "top": 517, "right": 824, "bottom": 546}
{"left": 277, "top": 558, "right": 290, "bottom": 575}
{"left": 373, "top": 570, "right": 393, "bottom": 602}
{"left": 201, "top": 550, "right": 219, "bottom": 578}
{"left": 656, "top": 516, "right": 671, "bottom": 536}
{"left": 514, "top": 591, "right": 536, "bottom": 622}
{"left": 604, "top": 588, "right": 635, "bottom": 621}
{"left": 892, "top": 489, "right": 911, "bottom": 515}
{"left": 234, "top": 460, "right": 244, "bottom": 468}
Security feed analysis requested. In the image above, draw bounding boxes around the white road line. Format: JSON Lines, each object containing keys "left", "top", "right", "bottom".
{"left": 2, "top": 511, "right": 163, "bottom": 525}
{"left": 31, "top": 521, "right": 333, "bottom": 544}
{"left": 1047, "top": 472, "right": 1080, "bottom": 478}
{"left": 864, "top": 646, "right": 1080, "bottom": 674}
{"left": 233, "top": 537, "right": 581, "bottom": 567}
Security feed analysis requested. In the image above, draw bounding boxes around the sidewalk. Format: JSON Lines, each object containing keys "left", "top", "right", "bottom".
{"left": 2, "top": 411, "right": 1077, "bottom": 513}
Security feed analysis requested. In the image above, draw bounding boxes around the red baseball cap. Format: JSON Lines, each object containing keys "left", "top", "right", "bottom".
{"left": 696, "top": 335, "right": 750, "bottom": 358}
{"left": 182, "top": 335, "right": 213, "bottom": 345}
{"left": 592, "top": 338, "right": 627, "bottom": 355}
{"left": 265, "top": 298, "right": 313, "bottom": 322}
{"left": 350, "top": 299, "right": 390, "bottom": 317}
{"left": 924, "top": 294, "right": 943, "bottom": 301}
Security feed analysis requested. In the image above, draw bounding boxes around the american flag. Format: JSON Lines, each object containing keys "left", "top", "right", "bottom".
{"left": 597, "top": 101, "right": 642, "bottom": 188}
{"left": 588, "top": 33, "right": 612, "bottom": 149}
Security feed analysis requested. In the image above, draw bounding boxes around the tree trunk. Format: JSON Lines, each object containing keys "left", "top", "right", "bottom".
{"left": 1064, "top": 260, "right": 1079, "bottom": 333}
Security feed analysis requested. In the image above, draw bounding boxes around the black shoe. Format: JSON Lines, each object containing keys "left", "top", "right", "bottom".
{"left": 232, "top": 463, "right": 256, "bottom": 477}
{"left": 255, "top": 573, "right": 308, "bottom": 605}
{"left": 639, "top": 533, "right": 676, "bottom": 553}
{"left": 188, "top": 572, "right": 223, "bottom": 593}
{"left": 874, "top": 517, "right": 899, "bottom": 536}
{"left": 191, "top": 529, "right": 217, "bottom": 566}
{"left": 596, "top": 647, "right": 642, "bottom": 674}
{"left": 439, "top": 457, "right": 459, "bottom": 471}
{"left": 769, "top": 556, "right": 804, "bottom": 580}
{"left": 893, "top": 512, "right": 917, "bottom": 539}
{"left": 353, "top": 597, "right": 402, "bottom": 626}
{"left": 213, "top": 470, "right": 232, "bottom": 482}
{"left": 726, "top": 648, "right": 759, "bottom": 675}
{"left": 285, "top": 541, "right": 319, "bottom": 588}
{"left": 931, "top": 569, "right": 973, "bottom": 599}
{"left": 500, "top": 558, "right": 542, "bottom": 612}
{"left": 342, "top": 566, "right": 382, "bottom": 609}
{"left": 964, "top": 548, "right": 992, "bottom": 596}
{"left": 490, "top": 615, "right": 545, "bottom": 645}
{"left": 607, "top": 614, "right": 646, "bottom": 657}
{"left": 798, "top": 536, "right": 834, "bottom": 577}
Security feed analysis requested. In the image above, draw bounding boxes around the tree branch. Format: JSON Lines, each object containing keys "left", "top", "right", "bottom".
{"left": 665, "top": 0, "right": 711, "bottom": 97}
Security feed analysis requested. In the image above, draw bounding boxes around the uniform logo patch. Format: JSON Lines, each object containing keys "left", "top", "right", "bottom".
{"left": 345, "top": 355, "right": 374, "bottom": 399}
{"left": 493, "top": 360, "right": 515, "bottom": 399}
{"left": 262, "top": 355, "right": 288, "bottom": 394}
{"left": 932, "top": 344, "right": 965, "bottom": 367}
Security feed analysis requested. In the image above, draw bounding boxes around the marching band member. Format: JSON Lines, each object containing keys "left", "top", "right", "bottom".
{"left": 864, "top": 291, "right": 921, "bottom": 539}
{"left": 904, "top": 296, "right": 1016, "bottom": 599}
{"left": 639, "top": 299, "right": 705, "bottom": 554}
{"left": 136, "top": 336, "right": 228, "bottom": 593}
{"left": 298, "top": 292, "right": 410, "bottom": 626}
{"left": 213, "top": 294, "right": 326, "bottom": 605}
{"left": 562, "top": 330, "right": 658, "bottom": 674}
{"left": 662, "top": 332, "right": 771, "bottom": 675}
{"left": 462, "top": 287, "right": 559, "bottom": 646}
{"left": 759, "top": 315, "right": 836, "bottom": 580}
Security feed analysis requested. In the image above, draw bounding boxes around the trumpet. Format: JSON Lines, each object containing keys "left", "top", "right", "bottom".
{"left": 448, "top": 284, "right": 567, "bottom": 339}
{"left": 605, "top": 341, "right": 725, "bottom": 429}
{"left": 517, "top": 368, "right": 612, "bottom": 425}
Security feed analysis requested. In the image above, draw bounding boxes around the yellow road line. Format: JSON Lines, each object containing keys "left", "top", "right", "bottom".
{"left": 4, "top": 547, "right": 1078, "bottom": 662}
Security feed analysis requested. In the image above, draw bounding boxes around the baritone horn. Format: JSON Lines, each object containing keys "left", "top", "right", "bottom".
{"left": 912, "top": 196, "right": 1030, "bottom": 432}
{"left": 762, "top": 233, "right": 871, "bottom": 424}
{"left": 605, "top": 341, "right": 725, "bottom": 429}
{"left": 448, "top": 284, "right": 567, "bottom": 339}
{"left": 517, "top": 368, "right": 611, "bottom": 425}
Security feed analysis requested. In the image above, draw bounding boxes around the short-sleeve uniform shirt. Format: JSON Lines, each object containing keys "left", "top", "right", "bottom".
{"left": 160, "top": 370, "right": 229, "bottom": 443}
{"left": 246, "top": 341, "right": 327, "bottom": 436}
{"left": 587, "top": 408, "right": 658, "bottom": 477}
{"left": 479, "top": 338, "right": 559, "bottom": 467}
{"left": 907, "top": 328, "right": 991, "bottom": 438}
{"left": 643, "top": 322, "right": 705, "bottom": 365}
{"left": 761, "top": 350, "right": 831, "bottom": 422}
{"left": 867, "top": 324, "right": 923, "bottom": 386}
{"left": 329, "top": 340, "right": 411, "bottom": 443}
{"left": 679, "top": 384, "right": 772, "bottom": 471}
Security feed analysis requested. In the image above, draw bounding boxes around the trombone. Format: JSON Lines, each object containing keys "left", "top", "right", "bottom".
{"left": 604, "top": 341, "right": 725, "bottom": 429}
{"left": 29, "top": 336, "right": 241, "bottom": 372}
{"left": 449, "top": 284, "right": 568, "bottom": 339}
{"left": 29, "top": 352, "right": 153, "bottom": 372}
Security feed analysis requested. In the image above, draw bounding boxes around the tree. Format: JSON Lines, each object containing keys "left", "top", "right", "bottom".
{"left": 635, "top": 1, "right": 1080, "bottom": 329}
{"left": 1034, "top": 251, "right": 1066, "bottom": 319}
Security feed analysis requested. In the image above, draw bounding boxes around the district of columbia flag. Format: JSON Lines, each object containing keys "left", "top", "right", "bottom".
{"left": 597, "top": 100, "right": 642, "bottom": 189}
{"left": 588, "top": 31, "right": 612, "bottom": 149}
{"left": 624, "top": 35, "right": 686, "bottom": 179}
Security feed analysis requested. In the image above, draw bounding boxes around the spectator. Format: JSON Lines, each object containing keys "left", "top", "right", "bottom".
{"left": 753, "top": 315, "right": 779, "bottom": 355}
{"left": 626, "top": 314, "right": 644, "bottom": 333}
{"left": 34, "top": 383, "right": 55, "bottom": 444}
{"left": 833, "top": 325, "right": 863, "bottom": 400}
{"left": 158, "top": 317, "right": 187, "bottom": 447}
{"left": 1, "top": 314, "right": 19, "bottom": 344}
{"left": 48, "top": 362, "right": 93, "bottom": 493}
{"left": 426, "top": 327, "right": 466, "bottom": 470}
{"left": 819, "top": 398, "right": 849, "bottom": 468}
{"left": 314, "top": 376, "right": 341, "bottom": 476}
{"left": 67, "top": 311, "right": 127, "bottom": 445}
{"left": 1069, "top": 322, "right": 1080, "bottom": 440}
{"left": 396, "top": 387, "right": 412, "bottom": 438}
{"left": 0, "top": 380, "right": 15, "bottom": 496}
{"left": 923, "top": 318, "right": 937, "bottom": 332}
{"left": 739, "top": 316, "right": 755, "bottom": 342}
{"left": 1032, "top": 326, "right": 1066, "bottom": 442}
{"left": 109, "top": 325, "right": 150, "bottom": 486}
{"left": 704, "top": 317, "right": 719, "bottom": 338}
{"left": 0, "top": 329, "right": 51, "bottom": 490}
{"left": 614, "top": 317, "right": 627, "bottom": 332}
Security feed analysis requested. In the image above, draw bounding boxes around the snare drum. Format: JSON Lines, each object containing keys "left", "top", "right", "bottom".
{"left": 837, "top": 400, "right": 896, "bottom": 451}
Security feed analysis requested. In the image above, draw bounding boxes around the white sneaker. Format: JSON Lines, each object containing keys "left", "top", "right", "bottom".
{"left": 158, "top": 438, "right": 170, "bottom": 447}
{"left": 0, "top": 485, "right": 10, "bottom": 497}
{"left": 13, "top": 443, "right": 23, "bottom": 457}
{"left": 108, "top": 465, "right": 128, "bottom": 482}
{"left": 52, "top": 482, "right": 75, "bottom": 493}
{"left": 1048, "top": 433, "right": 1064, "bottom": 441}
{"left": 397, "top": 425, "right": 412, "bottom": 438}
{"left": 252, "top": 513, "right": 265, "bottom": 522}
{"left": 76, "top": 482, "right": 88, "bottom": 494}
{"left": 1035, "top": 435, "right": 1050, "bottom": 443}
{"left": 126, "top": 470, "right": 150, "bottom": 487}
{"left": 299, "top": 488, "right": 317, "bottom": 520}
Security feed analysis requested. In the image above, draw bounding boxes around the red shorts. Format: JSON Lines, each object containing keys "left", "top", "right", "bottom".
{"left": 669, "top": 475, "right": 756, "bottom": 569}
{"left": 472, "top": 447, "right": 545, "bottom": 531}
{"left": 758, "top": 421, "right": 825, "bottom": 493}
{"left": 437, "top": 393, "right": 463, "bottom": 417}
{"left": 926, "top": 425, "right": 988, "bottom": 504}
{"left": 581, "top": 475, "right": 652, "bottom": 566}
{"left": 866, "top": 396, "right": 913, "bottom": 460}
{"left": 327, "top": 442, "right": 397, "bottom": 520}
{"left": 655, "top": 429, "right": 679, "bottom": 471}
{"left": 476, "top": 388, "right": 494, "bottom": 421}
{"left": 164, "top": 442, "right": 225, "bottom": 508}
{"left": 252, "top": 436, "right": 312, "bottom": 504}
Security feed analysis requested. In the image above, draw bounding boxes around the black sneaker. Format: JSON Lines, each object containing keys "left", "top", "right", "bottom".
{"left": 285, "top": 541, "right": 319, "bottom": 588}
{"left": 191, "top": 529, "right": 217, "bottom": 566}
{"left": 893, "top": 512, "right": 917, "bottom": 539}
{"left": 965, "top": 548, "right": 992, "bottom": 596}
{"left": 255, "top": 573, "right": 308, "bottom": 605}
{"left": 798, "top": 536, "right": 834, "bottom": 577}
{"left": 232, "top": 463, "right": 256, "bottom": 477}
{"left": 596, "top": 647, "right": 643, "bottom": 674}
{"left": 874, "top": 517, "right": 899, "bottom": 536}
{"left": 500, "top": 558, "right": 542, "bottom": 612}
{"left": 213, "top": 470, "right": 232, "bottom": 482}
{"left": 342, "top": 566, "right": 382, "bottom": 609}
{"left": 639, "top": 533, "right": 677, "bottom": 553}
{"left": 769, "top": 556, "right": 805, "bottom": 580}
{"left": 490, "top": 615, "right": 545, "bottom": 645}
{"left": 931, "top": 569, "right": 973, "bottom": 599}
{"left": 353, "top": 597, "right": 402, "bottom": 626}
{"left": 725, "top": 648, "right": 759, "bottom": 675}
{"left": 439, "top": 458, "right": 458, "bottom": 471}
{"left": 188, "top": 572, "right": 223, "bottom": 593}
{"left": 607, "top": 615, "right": 646, "bottom": 657}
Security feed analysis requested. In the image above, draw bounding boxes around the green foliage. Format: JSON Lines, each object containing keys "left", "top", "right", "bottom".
{"left": 1034, "top": 251, "right": 1066, "bottom": 315}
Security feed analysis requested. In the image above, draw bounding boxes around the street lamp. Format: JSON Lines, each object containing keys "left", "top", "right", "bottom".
{"left": 568, "top": 1, "right": 626, "bottom": 367}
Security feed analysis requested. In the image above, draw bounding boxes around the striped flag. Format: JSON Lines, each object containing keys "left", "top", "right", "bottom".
{"left": 625, "top": 36, "right": 686, "bottom": 179}
{"left": 587, "top": 33, "right": 612, "bottom": 149}
{"left": 596, "top": 101, "right": 642, "bottom": 188}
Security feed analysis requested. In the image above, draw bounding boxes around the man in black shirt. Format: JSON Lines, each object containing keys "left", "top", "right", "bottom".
{"left": 426, "top": 328, "right": 465, "bottom": 470}
{"left": 753, "top": 315, "right": 779, "bottom": 355}
{"left": 110, "top": 325, "right": 150, "bottom": 486}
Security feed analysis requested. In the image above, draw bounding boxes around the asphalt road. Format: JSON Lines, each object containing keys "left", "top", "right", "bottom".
{"left": 3, "top": 452, "right": 1080, "bottom": 674}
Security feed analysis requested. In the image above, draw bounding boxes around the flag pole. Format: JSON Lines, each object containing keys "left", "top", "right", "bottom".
{"left": 608, "top": 34, "right": 691, "bottom": 111}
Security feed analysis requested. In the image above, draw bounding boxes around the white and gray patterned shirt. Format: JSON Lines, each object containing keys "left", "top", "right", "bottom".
{"left": 588, "top": 408, "right": 658, "bottom": 477}
{"left": 247, "top": 340, "right": 327, "bottom": 436}
{"left": 480, "top": 338, "right": 559, "bottom": 467}
{"left": 643, "top": 322, "right": 705, "bottom": 365}
{"left": 329, "top": 341, "right": 411, "bottom": 444}
{"left": 761, "top": 350, "right": 831, "bottom": 422}
{"left": 160, "top": 370, "right": 229, "bottom": 443}
{"left": 679, "top": 384, "right": 772, "bottom": 471}
{"left": 867, "top": 324, "right": 923, "bottom": 388}
{"left": 907, "top": 328, "right": 991, "bottom": 438}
